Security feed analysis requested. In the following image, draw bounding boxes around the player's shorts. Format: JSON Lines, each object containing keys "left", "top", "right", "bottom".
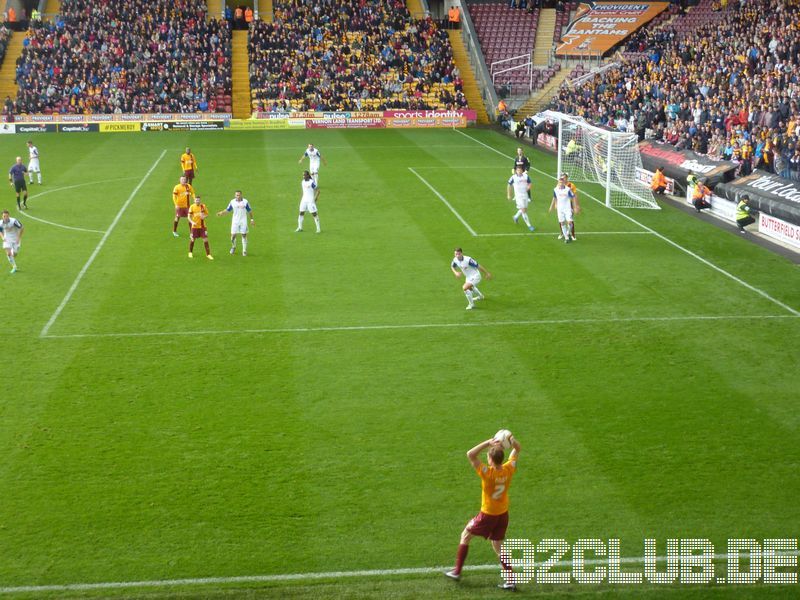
{"left": 184, "top": 169, "right": 195, "bottom": 180}
{"left": 557, "top": 204, "right": 573, "bottom": 222}
{"left": 515, "top": 197, "right": 530, "bottom": 210}
{"left": 231, "top": 220, "right": 248, "bottom": 235}
{"left": 2, "top": 240, "right": 19, "bottom": 254}
{"left": 466, "top": 511, "right": 509, "bottom": 541}
{"left": 190, "top": 227, "right": 207, "bottom": 240}
{"left": 299, "top": 199, "right": 318, "bottom": 213}
{"left": 175, "top": 207, "right": 189, "bottom": 217}
{"left": 13, "top": 179, "right": 26, "bottom": 193}
{"left": 28, "top": 159, "right": 40, "bottom": 172}
{"left": 466, "top": 272, "right": 482, "bottom": 287}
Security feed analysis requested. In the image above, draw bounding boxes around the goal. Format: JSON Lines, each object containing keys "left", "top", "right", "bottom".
{"left": 542, "top": 110, "right": 660, "bottom": 210}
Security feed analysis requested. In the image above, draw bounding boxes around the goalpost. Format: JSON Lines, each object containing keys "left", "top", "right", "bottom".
{"left": 542, "top": 110, "right": 660, "bottom": 210}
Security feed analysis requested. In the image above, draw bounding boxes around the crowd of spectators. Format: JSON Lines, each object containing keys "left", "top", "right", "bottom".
{"left": 14, "top": 0, "right": 231, "bottom": 115}
{"left": 550, "top": 0, "right": 800, "bottom": 179}
{"left": 248, "top": 0, "right": 466, "bottom": 112}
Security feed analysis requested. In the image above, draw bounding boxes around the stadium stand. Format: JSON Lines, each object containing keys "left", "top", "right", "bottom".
{"left": 248, "top": 0, "right": 464, "bottom": 112}
{"left": 13, "top": 0, "right": 232, "bottom": 115}
{"left": 548, "top": 0, "right": 800, "bottom": 177}
{"left": 465, "top": 2, "right": 563, "bottom": 95}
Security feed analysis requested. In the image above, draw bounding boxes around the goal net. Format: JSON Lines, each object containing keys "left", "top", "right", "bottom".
{"left": 542, "top": 110, "right": 659, "bottom": 210}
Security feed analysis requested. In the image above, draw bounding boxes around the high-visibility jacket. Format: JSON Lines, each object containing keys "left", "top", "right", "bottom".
{"left": 693, "top": 183, "right": 710, "bottom": 200}
{"left": 736, "top": 200, "right": 751, "bottom": 220}
{"left": 651, "top": 170, "right": 667, "bottom": 191}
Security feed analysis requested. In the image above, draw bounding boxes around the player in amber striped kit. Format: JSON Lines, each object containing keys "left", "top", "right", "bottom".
{"left": 188, "top": 196, "right": 213, "bottom": 260}
{"left": 446, "top": 433, "right": 521, "bottom": 591}
{"left": 172, "top": 176, "right": 195, "bottom": 237}
{"left": 180, "top": 147, "right": 198, "bottom": 185}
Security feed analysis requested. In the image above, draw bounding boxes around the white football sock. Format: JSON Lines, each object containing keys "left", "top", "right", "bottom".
{"left": 242, "top": 238, "right": 247, "bottom": 253}
{"left": 514, "top": 210, "right": 521, "bottom": 220}
{"left": 314, "top": 216, "right": 320, "bottom": 232}
{"left": 297, "top": 215, "right": 304, "bottom": 229}
{"left": 522, "top": 213, "right": 531, "bottom": 226}
{"left": 464, "top": 289, "right": 474, "bottom": 303}
{"left": 473, "top": 286, "right": 483, "bottom": 298}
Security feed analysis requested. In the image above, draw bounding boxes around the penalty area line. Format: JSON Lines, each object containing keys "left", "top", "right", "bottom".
{"left": 408, "top": 166, "right": 477, "bottom": 236}
{"left": 2, "top": 551, "right": 798, "bottom": 594}
{"left": 39, "top": 151, "right": 167, "bottom": 338}
{"left": 477, "top": 231, "right": 653, "bottom": 237}
{"left": 39, "top": 314, "right": 798, "bottom": 340}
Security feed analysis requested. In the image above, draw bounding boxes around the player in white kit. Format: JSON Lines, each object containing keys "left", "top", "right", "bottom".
{"left": 298, "top": 144, "right": 327, "bottom": 184}
{"left": 451, "top": 247, "right": 492, "bottom": 310}
{"left": 549, "top": 176, "right": 576, "bottom": 244}
{"left": 0, "top": 209, "right": 24, "bottom": 273}
{"left": 296, "top": 171, "right": 321, "bottom": 233}
{"left": 507, "top": 165, "right": 534, "bottom": 232}
{"left": 26, "top": 141, "right": 41, "bottom": 185}
{"left": 217, "top": 190, "right": 254, "bottom": 256}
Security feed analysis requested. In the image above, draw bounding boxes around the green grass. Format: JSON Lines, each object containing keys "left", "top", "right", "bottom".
{"left": 0, "top": 127, "right": 798, "bottom": 599}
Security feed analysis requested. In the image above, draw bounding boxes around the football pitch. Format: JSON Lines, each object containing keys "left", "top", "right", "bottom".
{"left": 0, "top": 127, "right": 798, "bottom": 599}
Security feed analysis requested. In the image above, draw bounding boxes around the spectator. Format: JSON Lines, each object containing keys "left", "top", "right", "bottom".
{"left": 14, "top": 0, "right": 231, "bottom": 115}
{"left": 248, "top": 2, "right": 463, "bottom": 113}
{"left": 736, "top": 194, "right": 756, "bottom": 232}
{"left": 551, "top": 0, "right": 800, "bottom": 177}
{"left": 448, "top": 5, "right": 460, "bottom": 30}
{"left": 245, "top": 6, "right": 254, "bottom": 26}
{"left": 692, "top": 179, "right": 713, "bottom": 212}
{"left": 650, "top": 166, "right": 667, "bottom": 194}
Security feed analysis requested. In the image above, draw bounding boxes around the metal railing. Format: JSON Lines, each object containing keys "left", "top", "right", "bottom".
{"left": 490, "top": 54, "right": 535, "bottom": 93}
{"left": 566, "top": 60, "right": 619, "bottom": 89}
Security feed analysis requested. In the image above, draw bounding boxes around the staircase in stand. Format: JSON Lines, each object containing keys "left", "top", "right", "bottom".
{"left": 43, "top": 0, "right": 60, "bottom": 19}
{"left": 447, "top": 31, "right": 490, "bottom": 125}
{"left": 0, "top": 32, "right": 26, "bottom": 107}
{"left": 516, "top": 69, "right": 570, "bottom": 116}
{"left": 533, "top": 8, "right": 555, "bottom": 66}
{"left": 206, "top": 0, "right": 223, "bottom": 19}
{"left": 231, "top": 30, "right": 251, "bottom": 119}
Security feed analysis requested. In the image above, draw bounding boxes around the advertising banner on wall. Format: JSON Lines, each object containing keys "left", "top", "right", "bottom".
{"left": 58, "top": 123, "right": 99, "bottom": 133}
{"left": 556, "top": 2, "right": 669, "bottom": 57}
{"left": 100, "top": 122, "right": 140, "bottom": 133}
{"left": 714, "top": 170, "right": 800, "bottom": 226}
{"left": 638, "top": 140, "right": 738, "bottom": 191}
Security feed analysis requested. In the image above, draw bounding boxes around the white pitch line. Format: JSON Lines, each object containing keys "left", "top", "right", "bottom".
{"left": 19, "top": 178, "right": 142, "bottom": 234}
{"left": 39, "top": 151, "right": 167, "bottom": 338}
{"left": 477, "top": 231, "right": 653, "bottom": 237}
{"left": 16, "top": 213, "right": 104, "bottom": 234}
{"left": 2, "top": 551, "right": 797, "bottom": 595}
{"left": 408, "top": 166, "right": 477, "bottom": 236}
{"left": 454, "top": 129, "right": 800, "bottom": 317}
{"left": 39, "top": 314, "right": 798, "bottom": 340}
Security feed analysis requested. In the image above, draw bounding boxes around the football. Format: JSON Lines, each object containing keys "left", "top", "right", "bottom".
{"left": 494, "top": 429, "right": 513, "bottom": 449}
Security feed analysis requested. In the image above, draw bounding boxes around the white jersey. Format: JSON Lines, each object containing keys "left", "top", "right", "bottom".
{"left": 225, "top": 198, "right": 251, "bottom": 223}
{"left": 553, "top": 185, "right": 575, "bottom": 222}
{"left": 304, "top": 148, "right": 322, "bottom": 171}
{"left": 28, "top": 145, "right": 40, "bottom": 171}
{"left": 553, "top": 185, "right": 575, "bottom": 207}
{"left": 0, "top": 217, "right": 23, "bottom": 244}
{"left": 225, "top": 197, "right": 251, "bottom": 234}
{"left": 508, "top": 173, "right": 531, "bottom": 203}
{"left": 452, "top": 255, "right": 480, "bottom": 279}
